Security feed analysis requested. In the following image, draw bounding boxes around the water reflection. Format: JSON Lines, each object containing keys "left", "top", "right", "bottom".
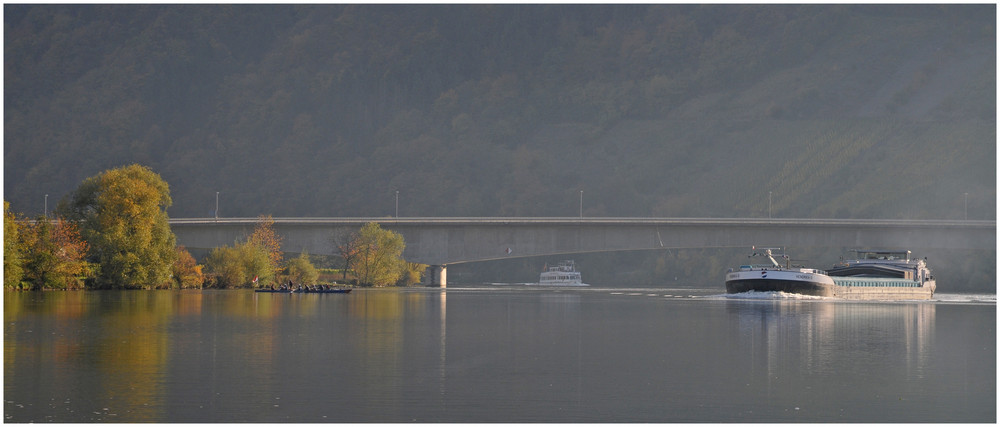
{"left": 727, "top": 299, "right": 935, "bottom": 396}
{"left": 4, "top": 291, "right": 175, "bottom": 421}
{"left": 439, "top": 290, "right": 447, "bottom": 402}
{"left": 6, "top": 289, "right": 989, "bottom": 423}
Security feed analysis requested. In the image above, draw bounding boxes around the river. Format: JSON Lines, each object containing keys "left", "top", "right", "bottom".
{"left": 3, "top": 287, "right": 995, "bottom": 422}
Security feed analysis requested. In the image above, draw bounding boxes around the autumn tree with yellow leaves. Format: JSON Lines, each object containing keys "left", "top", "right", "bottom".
{"left": 247, "top": 215, "right": 283, "bottom": 269}
{"left": 170, "top": 246, "right": 204, "bottom": 289}
{"left": 350, "top": 222, "right": 406, "bottom": 287}
{"left": 4, "top": 200, "right": 92, "bottom": 290}
{"left": 204, "top": 215, "right": 284, "bottom": 288}
{"left": 4, "top": 201, "right": 25, "bottom": 288}
{"left": 57, "top": 164, "right": 177, "bottom": 289}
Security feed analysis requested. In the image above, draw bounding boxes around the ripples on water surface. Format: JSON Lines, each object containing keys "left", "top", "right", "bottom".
{"left": 4, "top": 287, "right": 995, "bottom": 422}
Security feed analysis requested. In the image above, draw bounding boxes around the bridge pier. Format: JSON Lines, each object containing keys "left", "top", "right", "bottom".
{"left": 428, "top": 265, "right": 447, "bottom": 288}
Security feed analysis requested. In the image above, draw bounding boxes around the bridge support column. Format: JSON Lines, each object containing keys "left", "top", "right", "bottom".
{"left": 428, "top": 265, "right": 447, "bottom": 288}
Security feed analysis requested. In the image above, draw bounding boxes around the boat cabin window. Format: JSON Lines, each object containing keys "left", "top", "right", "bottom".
{"left": 858, "top": 250, "right": 910, "bottom": 261}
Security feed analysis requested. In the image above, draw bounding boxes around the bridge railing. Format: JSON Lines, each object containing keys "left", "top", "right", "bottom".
{"left": 169, "top": 217, "right": 996, "bottom": 227}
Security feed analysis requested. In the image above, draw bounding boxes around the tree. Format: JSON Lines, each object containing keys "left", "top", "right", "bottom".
{"left": 203, "top": 215, "right": 282, "bottom": 288}
{"left": 4, "top": 201, "right": 25, "bottom": 289}
{"left": 19, "top": 217, "right": 91, "bottom": 290}
{"left": 205, "top": 245, "right": 240, "bottom": 288}
{"left": 247, "top": 215, "right": 283, "bottom": 270}
{"left": 332, "top": 229, "right": 361, "bottom": 281}
{"left": 204, "top": 241, "right": 274, "bottom": 288}
{"left": 57, "top": 164, "right": 177, "bottom": 289}
{"left": 286, "top": 251, "right": 319, "bottom": 285}
{"left": 398, "top": 261, "right": 427, "bottom": 286}
{"left": 170, "top": 246, "right": 204, "bottom": 289}
{"left": 349, "top": 222, "right": 406, "bottom": 287}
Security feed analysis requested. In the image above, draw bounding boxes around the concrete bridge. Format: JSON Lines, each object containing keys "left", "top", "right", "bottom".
{"left": 170, "top": 217, "right": 995, "bottom": 286}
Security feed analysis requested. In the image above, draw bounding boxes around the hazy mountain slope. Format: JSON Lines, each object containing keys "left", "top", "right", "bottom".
{"left": 4, "top": 5, "right": 994, "bottom": 222}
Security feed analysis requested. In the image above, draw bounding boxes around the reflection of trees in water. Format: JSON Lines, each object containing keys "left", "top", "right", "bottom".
{"left": 345, "top": 290, "right": 413, "bottom": 414}
{"left": 93, "top": 292, "right": 171, "bottom": 421}
{"left": 6, "top": 291, "right": 208, "bottom": 421}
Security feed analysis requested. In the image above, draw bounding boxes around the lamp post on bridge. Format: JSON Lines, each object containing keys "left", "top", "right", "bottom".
{"left": 395, "top": 190, "right": 399, "bottom": 218}
{"left": 579, "top": 190, "right": 583, "bottom": 218}
{"left": 964, "top": 192, "right": 968, "bottom": 220}
{"left": 768, "top": 191, "right": 772, "bottom": 219}
{"left": 215, "top": 192, "right": 219, "bottom": 221}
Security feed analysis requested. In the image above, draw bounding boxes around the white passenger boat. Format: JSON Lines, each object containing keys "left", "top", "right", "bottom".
{"left": 537, "top": 260, "right": 588, "bottom": 286}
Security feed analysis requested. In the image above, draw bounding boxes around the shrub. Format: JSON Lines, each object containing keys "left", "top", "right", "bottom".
{"left": 169, "top": 246, "right": 204, "bottom": 289}
{"left": 205, "top": 242, "right": 273, "bottom": 288}
{"left": 286, "top": 251, "right": 319, "bottom": 285}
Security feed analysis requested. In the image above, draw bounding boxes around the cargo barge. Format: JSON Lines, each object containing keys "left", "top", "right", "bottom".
{"left": 725, "top": 248, "right": 935, "bottom": 300}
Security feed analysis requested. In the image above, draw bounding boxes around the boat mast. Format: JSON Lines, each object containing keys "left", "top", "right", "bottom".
{"left": 765, "top": 249, "right": 781, "bottom": 268}
{"left": 750, "top": 247, "right": 788, "bottom": 268}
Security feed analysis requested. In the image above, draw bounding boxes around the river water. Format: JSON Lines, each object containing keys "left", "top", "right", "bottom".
{"left": 3, "top": 287, "right": 995, "bottom": 423}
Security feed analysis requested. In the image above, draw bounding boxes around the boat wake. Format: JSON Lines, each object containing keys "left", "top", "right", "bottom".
{"left": 720, "top": 290, "right": 828, "bottom": 300}
{"left": 933, "top": 293, "right": 996, "bottom": 304}
{"left": 715, "top": 291, "right": 995, "bottom": 304}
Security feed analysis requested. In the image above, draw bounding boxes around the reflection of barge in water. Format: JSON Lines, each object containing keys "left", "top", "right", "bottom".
{"left": 725, "top": 248, "right": 936, "bottom": 300}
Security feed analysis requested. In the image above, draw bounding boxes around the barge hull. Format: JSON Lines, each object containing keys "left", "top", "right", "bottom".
{"left": 725, "top": 279, "right": 834, "bottom": 297}
{"left": 832, "top": 284, "right": 934, "bottom": 300}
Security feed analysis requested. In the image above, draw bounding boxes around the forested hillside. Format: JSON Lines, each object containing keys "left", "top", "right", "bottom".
{"left": 5, "top": 4, "right": 994, "bottom": 221}
{"left": 5, "top": 4, "right": 995, "bottom": 290}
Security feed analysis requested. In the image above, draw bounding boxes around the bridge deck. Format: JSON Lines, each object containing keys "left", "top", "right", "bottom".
{"left": 170, "top": 217, "right": 995, "bottom": 263}
{"left": 170, "top": 217, "right": 993, "bottom": 227}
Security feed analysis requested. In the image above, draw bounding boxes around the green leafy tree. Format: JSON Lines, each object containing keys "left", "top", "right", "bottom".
{"left": 350, "top": 222, "right": 406, "bottom": 287}
{"left": 398, "top": 261, "right": 428, "bottom": 286}
{"left": 286, "top": 251, "right": 319, "bottom": 285}
{"left": 204, "top": 245, "right": 242, "bottom": 288}
{"left": 203, "top": 215, "right": 283, "bottom": 288}
{"left": 237, "top": 241, "right": 276, "bottom": 287}
{"left": 4, "top": 201, "right": 25, "bottom": 289}
{"left": 57, "top": 164, "right": 177, "bottom": 289}
{"left": 204, "top": 241, "right": 274, "bottom": 288}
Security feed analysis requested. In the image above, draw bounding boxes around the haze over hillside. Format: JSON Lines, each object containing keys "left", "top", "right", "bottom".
{"left": 5, "top": 4, "right": 994, "bottom": 221}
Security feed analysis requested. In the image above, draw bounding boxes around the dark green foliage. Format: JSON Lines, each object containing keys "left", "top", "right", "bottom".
{"left": 3, "top": 4, "right": 994, "bottom": 223}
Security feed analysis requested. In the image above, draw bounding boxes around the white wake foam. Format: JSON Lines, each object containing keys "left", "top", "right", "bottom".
{"left": 719, "top": 290, "right": 827, "bottom": 300}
